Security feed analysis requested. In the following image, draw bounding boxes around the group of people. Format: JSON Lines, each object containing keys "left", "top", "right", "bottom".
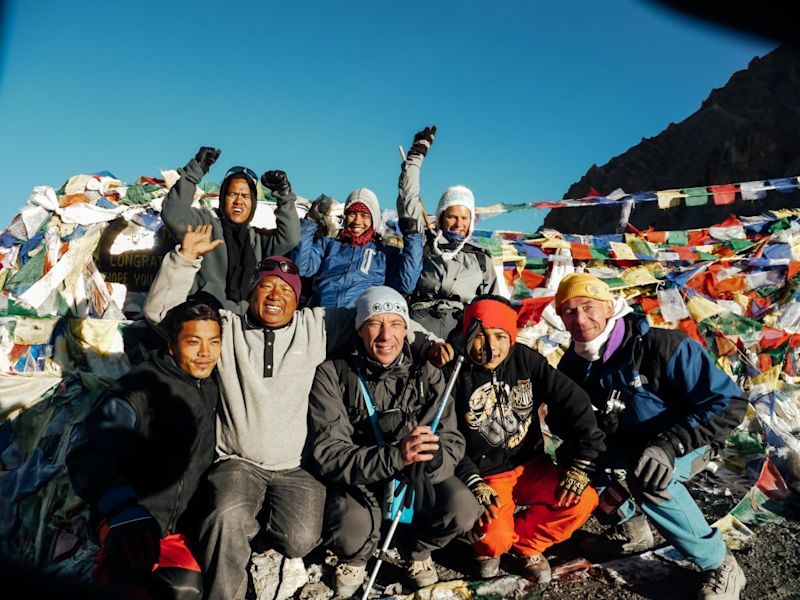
{"left": 66, "top": 128, "right": 748, "bottom": 600}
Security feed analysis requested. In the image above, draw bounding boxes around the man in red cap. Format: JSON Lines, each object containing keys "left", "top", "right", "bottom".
{"left": 452, "top": 295, "right": 605, "bottom": 583}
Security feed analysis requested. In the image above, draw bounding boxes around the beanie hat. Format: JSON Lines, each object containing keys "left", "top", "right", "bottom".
{"left": 344, "top": 188, "right": 381, "bottom": 229}
{"left": 462, "top": 296, "right": 518, "bottom": 344}
{"left": 251, "top": 256, "right": 301, "bottom": 301}
{"left": 219, "top": 168, "right": 258, "bottom": 224}
{"left": 355, "top": 286, "right": 410, "bottom": 331}
{"left": 555, "top": 273, "right": 613, "bottom": 313}
{"left": 436, "top": 185, "right": 475, "bottom": 236}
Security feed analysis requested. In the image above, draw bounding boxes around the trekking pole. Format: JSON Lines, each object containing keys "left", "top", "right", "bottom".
{"left": 360, "top": 354, "right": 465, "bottom": 600}
{"left": 398, "top": 145, "right": 435, "bottom": 234}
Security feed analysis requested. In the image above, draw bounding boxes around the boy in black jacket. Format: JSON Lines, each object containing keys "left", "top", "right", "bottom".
{"left": 454, "top": 295, "right": 604, "bottom": 582}
{"left": 67, "top": 295, "right": 223, "bottom": 599}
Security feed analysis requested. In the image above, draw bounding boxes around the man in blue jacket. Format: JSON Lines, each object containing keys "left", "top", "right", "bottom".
{"left": 556, "top": 273, "right": 747, "bottom": 600}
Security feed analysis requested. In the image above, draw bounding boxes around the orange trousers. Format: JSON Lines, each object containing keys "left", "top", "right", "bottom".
{"left": 472, "top": 454, "right": 598, "bottom": 557}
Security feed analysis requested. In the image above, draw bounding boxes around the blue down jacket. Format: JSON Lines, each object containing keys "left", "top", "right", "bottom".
{"left": 293, "top": 219, "right": 423, "bottom": 308}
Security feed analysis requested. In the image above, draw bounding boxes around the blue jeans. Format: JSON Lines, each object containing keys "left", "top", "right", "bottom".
{"left": 606, "top": 446, "right": 726, "bottom": 571}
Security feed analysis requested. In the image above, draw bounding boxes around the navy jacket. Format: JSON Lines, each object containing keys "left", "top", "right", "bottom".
{"left": 558, "top": 314, "right": 747, "bottom": 459}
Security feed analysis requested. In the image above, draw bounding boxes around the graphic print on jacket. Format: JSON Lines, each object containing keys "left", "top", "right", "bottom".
{"left": 464, "top": 374, "right": 535, "bottom": 449}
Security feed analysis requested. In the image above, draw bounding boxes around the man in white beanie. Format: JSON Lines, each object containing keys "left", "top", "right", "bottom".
{"left": 308, "top": 286, "right": 482, "bottom": 597}
{"left": 292, "top": 183, "right": 423, "bottom": 308}
{"left": 398, "top": 126, "right": 500, "bottom": 339}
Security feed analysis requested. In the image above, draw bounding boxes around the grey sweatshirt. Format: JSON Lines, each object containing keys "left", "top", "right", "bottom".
{"left": 160, "top": 159, "right": 301, "bottom": 315}
{"left": 144, "top": 249, "right": 440, "bottom": 471}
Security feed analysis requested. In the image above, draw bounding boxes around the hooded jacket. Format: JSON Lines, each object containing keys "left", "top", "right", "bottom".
{"left": 453, "top": 344, "right": 604, "bottom": 486}
{"left": 308, "top": 343, "right": 464, "bottom": 486}
{"left": 161, "top": 159, "right": 300, "bottom": 315}
{"left": 398, "top": 153, "right": 499, "bottom": 309}
{"left": 67, "top": 351, "right": 219, "bottom": 534}
{"left": 558, "top": 313, "right": 748, "bottom": 459}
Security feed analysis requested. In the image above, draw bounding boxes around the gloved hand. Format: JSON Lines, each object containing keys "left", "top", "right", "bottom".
{"left": 469, "top": 479, "right": 501, "bottom": 527}
{"left": 633, "top": 440, "right": 676, "bottom": 492}
{"left": 261, "top": 170, "right": 292, "bottom": 196}
{"left": 102, "top": 504, "right": 161, "bottom": 582}
{"left": 556, "top": 465, "right": 591, "bottom": 508}
{"left": 407, "top": 126, "right": 436, "bottom": 158}
{"left": 424, "top": 444, "right": 444, "bottom": 473}
{"left": 194, "top": 146, "right": 221, "bottom": 174}
{"left": 397, "top": 462, "right": 436, "bottom": 512}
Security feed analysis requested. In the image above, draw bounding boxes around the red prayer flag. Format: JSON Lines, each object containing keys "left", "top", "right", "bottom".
{"left": 516, "top": 296, "right": 555, "bottom": 327}
{"left": 569, "top": 243, "right": 593, "bottom": 260}
{"left": 710, "top": 184, "right": 737, "bottom": 205}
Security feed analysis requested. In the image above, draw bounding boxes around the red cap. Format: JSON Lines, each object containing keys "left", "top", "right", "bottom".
{"left": 463, "top": 298, "right": 518, "bottom": 344}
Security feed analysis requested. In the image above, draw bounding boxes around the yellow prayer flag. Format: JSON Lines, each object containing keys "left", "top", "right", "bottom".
{"left": 686, "top": 295, "right": 726, "bottom": 322}
{"left": 609, "top": 242, "right": 637, "bottom": 260}
{"left": 656, "top": 189, "right": 681, "bottom": 209}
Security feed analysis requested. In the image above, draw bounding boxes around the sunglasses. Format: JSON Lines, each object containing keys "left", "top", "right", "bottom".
{"left": 225, "top": 166, "right": 258, "bottom": 183}
{"left": 258, "top": 258, "right": 299, "bottom": 275}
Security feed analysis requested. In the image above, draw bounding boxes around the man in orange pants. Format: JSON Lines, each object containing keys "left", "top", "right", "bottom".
{"left": 453, "top": 295, "right": 605, "bottom": 582}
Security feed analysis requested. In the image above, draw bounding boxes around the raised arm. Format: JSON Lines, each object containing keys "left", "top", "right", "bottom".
{"left": 397, "top": 126, "right": 436, "bottom": 234}
{"left": 258, "top": 169, "right": 301, "bottom": 256}
{"left": 161, "top": 147, "right": 220, "bottom": 240}
{"left": 144, "top": 224, "right": 224, "bottom": 327}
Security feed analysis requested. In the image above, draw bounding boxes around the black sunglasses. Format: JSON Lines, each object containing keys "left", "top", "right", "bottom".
{"left": 225, "top": 166, "right": 258, "bottom": 183}
{"left": 258, "top": 258, "right": 299, "bottom": 275}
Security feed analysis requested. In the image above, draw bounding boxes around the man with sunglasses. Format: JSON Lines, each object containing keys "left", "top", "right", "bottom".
{"left": 144, "top": 226, "right": 447, "bottom": 600}
{"left": 161, "top": 147, "right": 300, "bottom": 315}
{"left": 308, "top": 286, "right": 482, "bottom": 597}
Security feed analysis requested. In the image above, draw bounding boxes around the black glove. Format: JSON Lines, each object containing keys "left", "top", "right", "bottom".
{"left": 407, "top": 125, "right": 436, "bottom": 158}
{"left": 397, "top": 462, "right": 436, "bottom": 512}
{"left": 102, "top": 504, "right": 161, "bottom": 583}
{"left": 633, "top": 439, "right": 676, "bottom": 492}
{"left": 194, "top": 146, "right": 221, "bottom": 174}
{"left": 424, "top": 444, "right": 443, "bottom": 474}
{"left": 261, "top": 170, "right": 292, "bottom": 196}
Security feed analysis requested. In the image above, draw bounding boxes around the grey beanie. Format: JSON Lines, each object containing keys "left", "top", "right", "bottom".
{"left": 355, "top": 286, "right": 410, "bottom": 331}
{"left": 344, "top": 188, "right": 381, "bottom": 228}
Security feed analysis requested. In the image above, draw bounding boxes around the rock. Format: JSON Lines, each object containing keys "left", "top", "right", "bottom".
{"left": 472, "top": 574, "right": 542, "bottom": 599}
{"left": 250, "top": 549, "right": 310, "bottom": 600}
{"left": 297, "top": 580, "right": 333, "bottom": 600}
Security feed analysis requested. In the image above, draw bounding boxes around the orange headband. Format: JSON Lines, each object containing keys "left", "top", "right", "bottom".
{"left": 463, "top": 299, "right": 518, "bottom": 344}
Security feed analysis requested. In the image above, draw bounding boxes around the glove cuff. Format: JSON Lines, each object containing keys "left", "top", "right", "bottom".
{"left": 399, "top": 217, "right": 419, "bottom": 235}
{"left": 466, "top": 474, "right": 484, "bottom": 490}
{"left": 654, "top": 434, "right": 682, "bottom": 460}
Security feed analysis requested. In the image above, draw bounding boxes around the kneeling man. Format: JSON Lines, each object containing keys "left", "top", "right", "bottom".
{"left": 309, "top": 287, "right": 482, "bottom": 597}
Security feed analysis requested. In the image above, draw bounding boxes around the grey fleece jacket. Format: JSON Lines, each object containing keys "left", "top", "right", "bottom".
{"left": 309, "top": 345, "right": 464, "bottom": 487}
{"left": 398, "top": 153, "right": 499, "bottom": 308}
{"left": 144, "top": 249, "right": 441, "bottom": 471}
{"left": 160, "top": 159, "right": 301, "bottom": 315}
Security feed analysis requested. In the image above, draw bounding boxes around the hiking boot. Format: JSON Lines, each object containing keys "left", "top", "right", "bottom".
{"left": 407, "top": 556, "right": 439, "bottom": 588}
{"left": 698, "top": 551, "right": 746, "bottom": 600}
{"left": 580, "top": 515, "right": 655, "bottom": 558}
{"left": 521, "top": 553, "right": 552, "bottom": 584}
{"left": 475, "top": 555, "right": 501, "bottom": 578}
{"left": 334, "top": 562, "right": 366, "bottom": 598}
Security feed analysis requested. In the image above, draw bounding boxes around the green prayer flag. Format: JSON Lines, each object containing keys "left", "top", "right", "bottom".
{"left": 683, "top": 187, "right": 709, "bottom": 207}
{"left": 668, "top": 231, "right": 688, "bottom": 246}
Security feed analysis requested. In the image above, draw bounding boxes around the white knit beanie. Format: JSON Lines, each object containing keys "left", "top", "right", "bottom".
{"left": 355, "top": 286, "right": 410, "bottom": 331}
{"left": 344, "top": 188, "right": 381, "bottom": 228}
{"left": 436, "top": 185, "right": 475, "bottom": 236}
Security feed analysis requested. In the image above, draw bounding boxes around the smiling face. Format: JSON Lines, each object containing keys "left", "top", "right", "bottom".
{"left": 223, "top": 177, "right": 253, "bottom": 224}
{"left": 358, "top": 313, "right": 407, "bottom": 366}
{"left": 559, "top": 297, "right": 614, "bottom": 343}
{"left": 249, "top": 275, "right": 298, "bottom": 328}
{"left": 469, "top": 327, "right": 511, "bottom": 371}
{"left": 169, "top": 319, "right": 222, "bottom": 379}
{"left": 440, "top": 205, "right": 471, "bottom": 236}
{"left": 344, "top": 210, "right": 372, "bottom": 235}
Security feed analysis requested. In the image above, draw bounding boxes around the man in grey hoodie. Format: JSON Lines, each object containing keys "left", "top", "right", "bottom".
{"left": 160, "top": 146, "right": 301, "bottom": 314}
{"left": 144, "top": 225, "right": 446, "bottom": 600}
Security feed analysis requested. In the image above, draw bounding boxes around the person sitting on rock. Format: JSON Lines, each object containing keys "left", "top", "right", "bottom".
{"left": 143, "top": 226, "right": 448, "bottom": 600}
{"left": 452, "top": 295, "right": 604, "bottom": 584}
{"left": 160, "top": 146, "right": 300, "bottom": 314}
{"left": 399, "top": 126, "right": 501, "bottom": 339}
{"left": 292, "top": 184, "right": 423, "bottom": 308}
{"left": 67, "top": 294, "right": 224, "bottom": 599}
{"left": 555, "top": 273, "right": 748, "bottom": 600}
{"left": 308, "top": 286, "right": 482, "bottom": 597}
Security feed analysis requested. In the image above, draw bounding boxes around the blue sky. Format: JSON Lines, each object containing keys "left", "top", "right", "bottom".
{"left": 0, "top": 0, "right": 774, "bottom": 232}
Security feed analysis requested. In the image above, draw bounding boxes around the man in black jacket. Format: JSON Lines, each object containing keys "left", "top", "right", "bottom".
{"left": 454, "top": 295, "right": 605, "bottom": 583}
{"left": 308, "top": 286, "right": 482, "bottom": 598}
{"left": 67, "top": 295, "right": 223, "bottom": 599}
